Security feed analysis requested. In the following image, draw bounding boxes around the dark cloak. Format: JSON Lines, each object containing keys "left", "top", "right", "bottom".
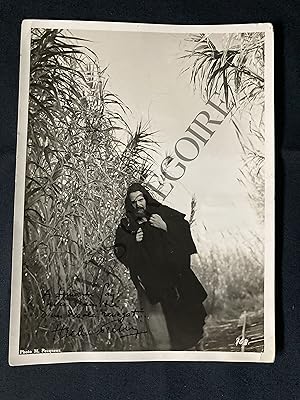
{"left": 114, "top": 183, "right": 207, "bottom": 350}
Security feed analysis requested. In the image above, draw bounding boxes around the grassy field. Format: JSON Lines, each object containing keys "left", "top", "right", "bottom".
{"left": 192, "top": 231, "right": 264, "bottom": 320}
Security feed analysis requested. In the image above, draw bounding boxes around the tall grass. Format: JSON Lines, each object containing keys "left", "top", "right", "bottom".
{"left": 182, "top": 33, "right": 266, "bottom": 322}
{"left": 188, "top": 194, "right": 264, "bottom": 322}
{"left": 192, "top": 231, "right": 264, "bottom": 320}
{"left": 21, "top": 29, "right": 156, "bottom": 351}
{"left": 182, "top": 33, "right": 265, "bottom": 223}
{"left": 181, "top": 32, "right": 264, "bottom": 111}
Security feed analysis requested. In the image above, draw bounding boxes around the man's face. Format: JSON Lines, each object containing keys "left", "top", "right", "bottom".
{"left": 129, "top": 191, "right": 146, "bottom": 216}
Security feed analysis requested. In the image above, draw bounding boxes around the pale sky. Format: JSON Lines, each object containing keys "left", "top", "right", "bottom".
{"left": 74, "top": 29, "right": 262, "bottom": 248}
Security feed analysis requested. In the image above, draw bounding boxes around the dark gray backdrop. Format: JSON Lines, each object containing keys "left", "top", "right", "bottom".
{"left": 0, "top": 1, "right": 299, "bottom": 399}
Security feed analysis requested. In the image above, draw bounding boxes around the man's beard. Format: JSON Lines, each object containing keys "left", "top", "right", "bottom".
{"left": 134, "top": 207, "right": 147, "bottom": 219}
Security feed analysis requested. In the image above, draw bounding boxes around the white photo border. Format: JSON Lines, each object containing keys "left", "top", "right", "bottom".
{"left": 9, "top": 19, "right": 275, "bottom": 365}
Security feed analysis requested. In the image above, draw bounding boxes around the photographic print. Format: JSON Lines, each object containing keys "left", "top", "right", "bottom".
{"left": 9, "top": 20, "right": 274, "bottom": 365}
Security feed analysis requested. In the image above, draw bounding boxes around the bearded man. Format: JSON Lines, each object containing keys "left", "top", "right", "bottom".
{"left": 114, "top": 183, "right": 207, "bottom": 351}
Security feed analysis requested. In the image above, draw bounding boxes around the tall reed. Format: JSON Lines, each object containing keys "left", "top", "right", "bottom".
{"left": 21, "top": 29, "right": 156, "bottom": 351}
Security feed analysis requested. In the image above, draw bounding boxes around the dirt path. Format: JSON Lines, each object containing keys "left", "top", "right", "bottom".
{"left": 200, "top": 310, "right": 264, "bottom": 352}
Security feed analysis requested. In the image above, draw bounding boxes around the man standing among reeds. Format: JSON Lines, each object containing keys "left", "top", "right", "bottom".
{"left": 114, "top": 183, "right": 207, "bottom": 350}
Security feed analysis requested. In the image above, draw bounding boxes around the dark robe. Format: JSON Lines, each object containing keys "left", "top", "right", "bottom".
{"left": 114, "top": 183, "right": 207, "bottom": 350}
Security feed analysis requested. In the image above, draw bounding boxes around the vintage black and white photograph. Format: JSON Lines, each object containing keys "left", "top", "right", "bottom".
{"left": 9, "top": 20, "right": 274, "bottom": 364}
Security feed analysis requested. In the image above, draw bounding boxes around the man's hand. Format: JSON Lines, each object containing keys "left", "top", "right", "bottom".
{"left": 136, "top": 227, "right": 144, "bottom": 242}
{"left": 149, "top": 214, "right": 167, "bottom": 231}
